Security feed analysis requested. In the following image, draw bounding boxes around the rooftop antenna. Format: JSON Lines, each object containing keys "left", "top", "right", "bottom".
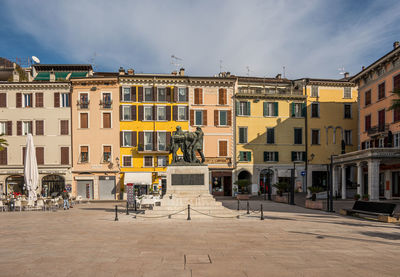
{"left": 219, "top": 59, "right": 223, "bottom": 73}
{"left": 171, "top": 55, "right": 183, "bottom": 71}
{"left": 338, "top": 65, "right": 346, "bottom": 76}
{"left": 32, "top": 56, "right": 40, "bottom": 64}
{"left": 88, "top": 52, "right": 99, "bottom": 71}
{"left": 283, "top": 66, "right": 286, "bottom": 78}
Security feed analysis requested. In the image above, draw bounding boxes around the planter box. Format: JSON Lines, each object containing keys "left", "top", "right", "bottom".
{"left": 273, "top": 195, "right": 288, "bottom": 203}
{"left": 236, "top": 194, "right": 250, "bottom": 200}
{"left": 305, "top": 199, "right": 323, "bottom": 210}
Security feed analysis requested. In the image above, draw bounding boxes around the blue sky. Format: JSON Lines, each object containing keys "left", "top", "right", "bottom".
{"left": 1, "top": 0, "right": 400, "bottom": 79}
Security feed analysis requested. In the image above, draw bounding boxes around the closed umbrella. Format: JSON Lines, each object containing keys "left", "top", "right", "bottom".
{"left": 24, "top": 134, "right": 39, "bottom": 201}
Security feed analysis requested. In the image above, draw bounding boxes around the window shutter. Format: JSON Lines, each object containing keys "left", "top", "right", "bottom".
{"left": 0, "top": 93, "right": 6, "bottom": 107}
{"left": 103, "top": 113, "right": 111, "bottom": 128}
{"left": 138, "top": 87, "right": 143, "bottom": 102}
{"left": 202, "top": 110, "right": 207, "bottom": 126}
{"left": 120, "top": 131, "right": 123, "bottom": 147}
{"left": 361, "top": 141, "right": 365, "bottom": 149}
{"left": 235, "top": 101, "right": 239, "bottom": 115}
{"left": 138, "top": 106, "right": 144, "bottom": 121}
{"left": 138, "top": 132, "right": 144, "bottom": 151}
{"left": 274, "top": 102, "right": 278, "bottom": 116}
{"left": 152, "top": 86, "right": 157, "bottom": 102}
{"left": 152, "top": 106, "right": 156, "bottom": 121}
{"left": 185, "top": 106, "right": 189, "bottom": 120}
{"left": 54, "top": 92, "right": 60, "bottom": 107}
{"left": 227, "top": 110, "right": 232, "bottom": 126}
{"left": 185, "top": 87, "right": 189, "bottom": 102}
{"left": 17, "top": 121, "right": 22, "bottom": 136}
{"left": 173, "top": 87, "right": 178, "bottom": 102}
{"left": 263, "top": 152, "right": 268, "bottom": 162}
{"left": 219, "top": 141, "right": 227, "bottom": 156}
{"left": 36, "top": 147, "right": 44, "bottom": 165}
{"left": 132, "top": 131, "right": 137, "bottom": 147}
{"left": 166, "top": 106, "right": 171, "bottom": 121}
{"left": 246, "top": 102, "right": 251, "bottom": 116}
{"left": 16, "top": 93, "right": 22, "bottom": 108}
{"left": 29, "top": 121, "right": 33, "bottom": 134}
{"left": 36, "top": 120, "right": 44, "bottom": 135}
{"left": 119, "top": 106, "right": 122, "bottom": 120}
{"left": 218, "top": 88, "right": 224, "bottom": 105}
{"left": 194, "top": 88, "right": 199, "bottom": 104}
{"left": 0, "top": 148, "right": 7, "bottom": 165}
{"left": 301, "top": 103, "right": 306, "bottom": 117}
{"left": 214, "top": 110, "right": 219, "bottom": 126}
{"left": 275, "top": 152, "right": 279, "bottom": 162}
{"left": 7, "top": 121, "right": 12, "bottom": 136}
{"left": 248, "top": 152, "right": 251, "bottom": 161}
{"left": 61, "top": 147, "right": 69, "bottom": 165}
{"left": 131, "top": 86, "right": 136, "bottom": 102}
{"left": 22, "top": 147, "right": 26, "bottom": 165}
{"left": 35, "top": 93, "right": 41, "bottom": 107}
{"left": 190, "top": 109, "right": 194, "bottom": 126}
{"left": 119, "top": 87, "right": 122, "bottom": 101}
{"left": 173, "top": 106, "right": 178, "bottom": 120}
{"left": 153, "top": 131, "right": 157, "bottom": 150}
{"left": 80, "top": 113, "right": 88, "bottom": 128}
{"left": 239, "top": 151, "right": 244, "bottom": 161}
{"left": 166, "top": 87, "right": 171, "bottom": 102}
{"left": 291, "top": 103, "right": 294, "bottom": 117}
{"left": 131, "top": 105, "right": 136, "bottom": 121}
{"left": 199, "top": 88, "right": 203, "bottom": 104}
{"left": 318, "top": 103, "right": 320, "bottom": 117}
{"left": 263, "top": 102, "right": 267, "bottom": 116}
{"left": 302, "top": 152, "right": 306, "bottom": 161}
{"left": 166, "top": 132, "right": 171, "bottom": 151}
{"left": 223, "top": 89, "right": 227, "bottom": 105}
{"left": 291, "top": 151, "right": 295, "bottom": 161}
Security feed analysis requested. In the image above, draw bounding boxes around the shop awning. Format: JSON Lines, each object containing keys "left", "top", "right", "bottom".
{"left": 34, "top": 72, "right": 50, "bottom": 81}
{"left": 124, "top": 172, "right": 152, "bottom": 185}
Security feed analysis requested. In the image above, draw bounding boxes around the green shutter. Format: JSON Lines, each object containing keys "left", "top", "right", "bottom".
{"left": 264, "top": 152, "right": 267, "bottom": 162}
{"left": 275, "top": 152, "right": 279, "bottom": 161}
{"left": 239, "top": 151, "right": 244, "bottom": 161}
{"left": 291, "top": 103, "right": 295, "bottom": 117}
{"left": 291, "top": 151, "right": 295, "bottom": 161}
{"left": 247, "top": 102, "right": 251, "bottom": 116}
{"left": 235, "top": 101, "right": 239, "bottom": 116}
{"left": 302, "top": 152, "right": 306, "bottom": 161}
{"left": 301, "top": 103, "right": 306, "bottom": 117}
{"left": 274, "top": 102, "right": 278, "bottom": 116}
{"left": 248, "top": 151, "right": 252, "bottom": 161}
{"left": 263, "top": 102, "right": 267, "bottom": 117}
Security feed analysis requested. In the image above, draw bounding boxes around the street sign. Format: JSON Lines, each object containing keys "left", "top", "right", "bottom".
{"left": 301, "top": 171, "right": 306, "bottom": 176}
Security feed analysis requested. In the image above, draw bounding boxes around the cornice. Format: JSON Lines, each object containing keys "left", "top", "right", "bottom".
{"left": 235, "top": 93, "right": 306, "bottom": 100}
{"left": 0, "top": 82, "right": 70, "bottom": 90}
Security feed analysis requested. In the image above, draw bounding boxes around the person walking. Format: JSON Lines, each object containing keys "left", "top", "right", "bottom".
{"left": 61, "top": 189, "right": 69, "bottom": 210}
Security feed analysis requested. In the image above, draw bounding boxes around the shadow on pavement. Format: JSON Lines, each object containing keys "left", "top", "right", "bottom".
{"left": 360, "top": 231, "right": 400, "bottom": 240}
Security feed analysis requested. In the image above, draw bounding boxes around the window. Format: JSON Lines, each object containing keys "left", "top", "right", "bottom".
{"left": 157, "top": 156, "right": 168, "bottom": 167}
{"left": 365, "top": 141, "right": 371, "bottom": 149}
{"left": 178, "top": 88, "right": 187, "bottom": 102}
{"left": 239, "top": 127, "right": 247, "bottom": 143}
{"left": 103, "top": 113, "right": 111, "bottom": 128}
{"left": 292, "top": 151, "right": 306, "bottom": 162}
{"left": 157, "top": 106, "right": 167, "bottom": 121}
{"left": 0, "top": 148, "right": 7, "bottom": 165}
{"left": 80, "top": 113, "right": 88, "bottom": 128}
{"left": 144, "top": 132, "right": 153, "bottom": 151}
{"left": 394, "top": 107, "right": 400, "bottom": 122}
{"left": 144, "top": 156, "right": 153, "bottom": 167}
{"left": 36, "top": 147, "right": 44, "bottom": 165}
{"left": 267, "top": 128, "right": 275, "bottom": 144}
{"left": 394, "top": 74, "right": 400, "bottom": 90}
{"left": 237, "top": 101, "right": 250, "bottom": 116}
{"left": 123, "top": 87, "right": 131, "bottom": 102}
{"left": 23, "top": 94, "right": 33, "bottom": 107}
{"left": 23, "top": 121, "right": 32, "bottom": 135}
{"left": 311, "top": 103, "right": 319, "bottom": 117}
{"left": 60, "top": 120, "right": 68, "bottom": 135}
{"left": 219, "top": 110, "right": 227, "bottom": 126}
{"left": 144, "top": 106, "right": 154, "bottom": 121}
{"left": 294, "top": 128, "right": 302, "bottom": 144}
{"left": 378, "top": 138, "right": 385, "bottom": 148}
{"left": 123, "top": 131, "right": 133, "bottom": 147}
{"left": 264, "top": 152, "right": 278, "bottom": 162}
{"left": 311, "top": 86, "right": 318, "bottom": 97}
{"left": 0, "top": 122, "right": 6, "bottom": 135}
{"left": 365, "top": 115, "right": 371, "bottom": 132}
{"left": 194, "top": 88, "right": 203, "bottom": 104}
{"left": 80, "top": 146, "right": 88, "bottom": 163}
{"left": 61, "top": 147, "right": 69, "bottom": 165}
{"left": 344, "top": 104, "right": 352, "bottom": 119}
{"left": 195, "top": 110, "right": 203, "bottom": 126}
{"left": 291, "top": 103, "right": 305, "bottom": 118}
{"left": 35, "top": 93, "right": 43, "bottom": 107}
{"left": 61, "top": 93, "right": 70, "bottom": 107}
{"left": 158, "top": 132, "right": 167, "bottom": 151}
{"left": 103, "top": 146, "right": 111, "bottom": 162}
{"left": 219, "top": 141, "right": 227, "bottom": 157}
{"left": 122, "top": 106, "right": 132, "bottom": 120}
{"left": 0, "top": 93, "right": 6, "bottom": 107}
{"left": 344, "top": 130, "right": 352, "bottom": 145}
{"left": 102, "top": 93, "right": 112, "bottom": 108}
{"left": 343, "top": 87, "right": 352, "bottom": 99}
{"left": 239, "top": 151, "right": 251, "bottom": 161}
{"left": 79, "top": 93, "right": 89, "bottom": 109}
{"left": 123, "top": 156, "right": 132, "bottom": 167}
{"left": 311, "top": 129, "right": 320, "bottom": 145}
{"left": 178, "top": 106, "right": 187, "bottom": 121}
{"left": 378, "top": 83, "right": 385, "bottom": 100}
{"left": 144, "top": 88, "right": 153, "bottom": 102}
{"left": 365, "top": 90, "right": 371, "bottom": 106}
{"left": 263, "top": 102, "right": 278, "bottom": 116}
{"left": 378, "top": 109, "right": 385, "bottom": 131}
{"left": 394, "top": 133, "right": 400, "bottom": 148}
{"left": 157, "top": 88, "right": 166, "bottom": 102}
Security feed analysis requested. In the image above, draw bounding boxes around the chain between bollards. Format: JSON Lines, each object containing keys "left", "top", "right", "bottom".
{"left": 126, "top": 201, "right": 129, "bottom": 215}
{"left": 237, "top": 199, "right": 240, "bottom": 211}
{"left": 115, "top": 205, "right": 119, "bottom": 221}
{"left": 247, "top": 201, "right": 250, "bottom": 214}
{"left": 260, "top": 204, "right": 264, "bottom": 220}
{"left": 187, "top": 204, "right": 191, "bottom": 220}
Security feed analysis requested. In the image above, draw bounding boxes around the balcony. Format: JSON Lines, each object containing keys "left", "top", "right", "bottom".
{"left": 100, "top": 99, "right": 112, "bottom": 109}
{"left": 367, "top": 124, "right": 389, "bottom": 136}
{"left": 77, "top": 99, "right": 90, "bottom": 109}
{"left": 238, "top": 87, "right": 303, "bottom": 96}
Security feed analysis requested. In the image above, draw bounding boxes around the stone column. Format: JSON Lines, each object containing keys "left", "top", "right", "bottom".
{"left": 368, "top": 160, "right": 380, "bottom": 201}
{"left": 332, "top": 166, "right": 337, "bottom": 196}
{"left": 357, "top": 162, "right": 363, "bottom": 196}
{"left": 341, "top": 165, "right": 346, "bottom": 199}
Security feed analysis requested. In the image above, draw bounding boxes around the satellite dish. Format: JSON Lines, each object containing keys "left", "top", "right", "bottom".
{"left": 32, "top": 56, "right": 40, "bottom": 64}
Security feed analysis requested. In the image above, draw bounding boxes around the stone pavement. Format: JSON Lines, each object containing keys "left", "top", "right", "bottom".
{"left": 1, "top": 200, "right": 400, "bottom": 277}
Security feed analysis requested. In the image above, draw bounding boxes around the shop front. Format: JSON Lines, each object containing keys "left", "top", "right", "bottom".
{"left": 211, "top": 171, "right": 232, "bottom": 196}
{"left": 124, "top": 172, "right": 152, "bottom": 196}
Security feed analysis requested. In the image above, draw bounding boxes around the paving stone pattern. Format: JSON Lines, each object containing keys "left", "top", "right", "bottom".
{"left": 1, "top": 200, "right": 400, "bottom": 277}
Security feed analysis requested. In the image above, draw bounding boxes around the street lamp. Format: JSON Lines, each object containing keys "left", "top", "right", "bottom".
{"left": 290, "top": 161, "right": 302, "bottom": 205}
{"left": 328, "top": 155, "right": 338, "bottom": 213}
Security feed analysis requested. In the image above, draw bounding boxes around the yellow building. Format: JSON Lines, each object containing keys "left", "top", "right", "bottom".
{"left": 118, "top": 69, "right": 189, "bottom": 195}
{"left": 299, "top": 77, "right": 358, "bottom": 193}
{"left": 235, "top": 76, "right": 306, "bottom": 195}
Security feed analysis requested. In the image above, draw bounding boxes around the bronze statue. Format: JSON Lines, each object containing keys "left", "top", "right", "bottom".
{"left": 169, "top": 126, "right": 205, "bottom": 164}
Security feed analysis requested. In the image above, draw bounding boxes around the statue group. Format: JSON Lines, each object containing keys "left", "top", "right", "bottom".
{"left": 170, "top": 126, "right": 205, "bottom": 164}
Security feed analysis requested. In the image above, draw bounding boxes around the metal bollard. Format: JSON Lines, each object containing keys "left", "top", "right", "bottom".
{"left": 260, "top": 204, "right": 264, "bottom": 220}
{"left": 134, "top": 199, "right": 137, "bottom": 212}
{"left": 247, "top": 201, "right": 250, "bottom": 214}
{"left": 187, "top": 204, "right": 191, "bottom": 221}
{"left": 237, "top": 199, "right": 240, "bottom": 211}
{"left": 115, "top": 205, "right": 119, "bottom": 221}
{"left": 126, "top": 201, "right": 129, "bottom": 215}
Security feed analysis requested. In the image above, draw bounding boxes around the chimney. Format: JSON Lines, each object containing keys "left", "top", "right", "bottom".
{"left": 50, "top": 70, "right": 55, "bottom": 82}
{"left": 226, "top": 72, "right": 231, "bottom": 77}
{"left": 179, "top": 68, "right": 185, "bottom": 76}
{"left": 119, "top": 67, "right": 125, "bottom": 76}
{"left": 12, "top": 63, "right": 19, "bottom": 82}
{"left": 394, "top": 41, "right": 399, "bottom": 49}
{"left": 276, "top": 73, "right": 281, "bottom": 79}
{"left": 344, "top": 72, "right": 349, "bottom": 78}
{"left": 171, "top": 71, "right": 177, "bottom": 76}
{"left": 127, "top": 68, "right": 134, "bottom": 75}
{"left": 362, "top": 66, "right": 365, "bottom": 70}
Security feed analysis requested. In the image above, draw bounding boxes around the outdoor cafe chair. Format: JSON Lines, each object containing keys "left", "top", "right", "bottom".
{"left": 14, "top": 200, "right": 22, "bottom": 212}
{"left": 36, "top": 199, "right": 45, "bottom": 211}
{"left": 0, "top": 200, "right": 6, "bottom": 212}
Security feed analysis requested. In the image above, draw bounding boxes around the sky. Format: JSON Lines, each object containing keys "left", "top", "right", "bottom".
{"left": 1, "top": 0, "right": 400, "bottom": 79}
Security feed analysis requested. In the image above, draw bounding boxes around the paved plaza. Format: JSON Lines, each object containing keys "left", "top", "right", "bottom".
{"left": 1, "top": 200, "right": 400, "bottom": 277}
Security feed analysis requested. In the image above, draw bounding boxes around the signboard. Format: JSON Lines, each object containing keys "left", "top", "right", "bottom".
{"left": 126, "top": 183, "right": 135, "bottom": 205}
{"left": 171, "top": 174, "right": 204, "bottom": 186}
{"left": 65, "top": 184, "right": 72, "bottom": 193}
{"left": 301, "top": 171, "right": 306, "bottom": 177}
{"left": 86, "top": 184, "right": 91, "bottom": 199}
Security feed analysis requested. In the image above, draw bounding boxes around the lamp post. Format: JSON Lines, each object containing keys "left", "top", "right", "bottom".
{"left": 290, "top": 162, "right": 300, "bottom": 205}
{"left": 328, "top": 155, "right": 338, "bottom": 213}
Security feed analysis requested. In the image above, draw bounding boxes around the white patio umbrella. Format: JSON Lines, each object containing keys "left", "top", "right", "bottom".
{"left": 24, "top": 134, "right": 39, "bottom": 201}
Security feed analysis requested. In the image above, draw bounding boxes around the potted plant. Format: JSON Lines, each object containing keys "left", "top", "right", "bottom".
{"left": 362, "top": 194, "right": 369, "bottom": 201}
{"left": 272, "top": 182, "right": 288, "bottom": 197}
{"left": 235, "top": 180, "right": 250, "bottom": 194}
{"left": 308, "top": 186, "right": 324, "bottom": 201}
{"left": 354, "top": 194, "right": 360, "bottom": 201}
{"left": 232, "top": 186, "right": 238, "bottom": 197}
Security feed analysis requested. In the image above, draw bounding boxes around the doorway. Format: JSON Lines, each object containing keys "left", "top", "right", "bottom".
{"left": 392, "top": 172, "right": 400, "bottom": 197}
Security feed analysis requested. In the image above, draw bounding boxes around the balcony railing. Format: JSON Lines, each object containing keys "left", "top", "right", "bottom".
{"left": 367, "top": 124, "right": 389, "bottom": 135}
{"left": 100, "top": 99, "right": 112, "bottom": 109}
{"left": 238, "top": 87, "right": 303, "bottom": 96}
{"left": 77, "top": 100, "right": 90, "bottom": 109}
{"left": 137, "top": 144, "right": 169, "bottom": 152}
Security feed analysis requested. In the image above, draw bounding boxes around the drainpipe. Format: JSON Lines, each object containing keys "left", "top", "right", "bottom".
{"left": 304, "top": 79, "right": 310, "bottom": 192}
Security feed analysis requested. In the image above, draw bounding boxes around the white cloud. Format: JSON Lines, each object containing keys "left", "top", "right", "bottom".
{"left": 3, "top": 0, "right": 400, "bottom": 78}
